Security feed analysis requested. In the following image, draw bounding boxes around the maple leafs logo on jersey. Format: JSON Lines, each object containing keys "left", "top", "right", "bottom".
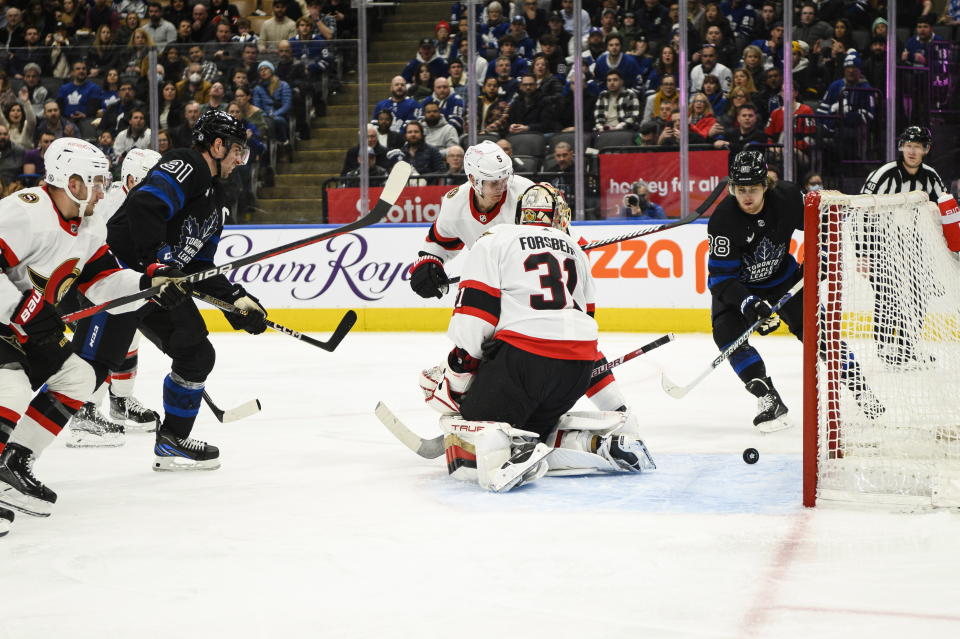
{"left": 741, "top": 237, "right": 785, "bottom": 283}
{"left": 165, "top": 215, "right": 219, "bottom": 267}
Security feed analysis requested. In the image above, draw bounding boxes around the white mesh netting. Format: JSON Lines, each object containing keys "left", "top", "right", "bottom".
{"left": 815, "top": 190, "right": 960, "bottom": 507}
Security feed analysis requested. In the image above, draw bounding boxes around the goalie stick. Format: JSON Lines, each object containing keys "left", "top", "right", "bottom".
{"left": 375, "top": 334, "right": 675, "bottom": 459}
{"left": 443, "top": 178, "right": 729, "bottom": 287}
{"left": 61, "top": 161, "right": 413, "bottom": 324}
{"left": 660, "top": 279, "right": 804, "bottom": 399}
{"left": 192, "top": 291, "right": 358, "bottom": 352}
{"left": 202, "top": 390, "right": 261, "bottom": 423}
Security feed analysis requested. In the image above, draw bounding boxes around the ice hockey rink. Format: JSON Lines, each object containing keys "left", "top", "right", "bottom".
{"left": 2, "top": 331, "right": 959, "bottom": 639}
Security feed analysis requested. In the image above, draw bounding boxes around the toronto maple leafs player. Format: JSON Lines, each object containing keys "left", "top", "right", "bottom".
{"left": 69, "top": 148, "right": 164, "bottom": 445}
{"left": 71, "top": 111, "right": 267, "bottom": 472}
{"left": 707, "top": 151, "right": 882, "bottom": 431}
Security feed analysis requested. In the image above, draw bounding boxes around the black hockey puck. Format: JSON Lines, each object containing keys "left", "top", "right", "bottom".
{"left": 743, "top": 448, "right": 759, "bottom": 464}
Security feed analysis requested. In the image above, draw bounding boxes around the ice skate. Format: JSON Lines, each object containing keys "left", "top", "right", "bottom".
{"left": 67, "top": 403, "right": 125, "bottom": 448}
{"left": 153, "top": 431, "right": 221, "bottom": 471}
{"left": 597, "top": 434, "right": 657, "bottom": 472}
{"left": 488, "top": 442, "right": 552, "bottom": 493}
{"left": 745, "top": 377, "right": 792, "bottom": 433}
{"left": 878, "top": 343, "right": 936, "bottom": 371}
{"left": 0, "top": 505, "right": 13, "bottom": 536}
{"left": 109, "top": 393, "right": 160, "bottom": 433}
{"left": 0, "top": 444, "right": 57, "bottom": 517}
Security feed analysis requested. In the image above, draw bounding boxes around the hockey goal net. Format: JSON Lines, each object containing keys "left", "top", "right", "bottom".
{"left": 803, "top": 190, "right": 960, "bottom": 508}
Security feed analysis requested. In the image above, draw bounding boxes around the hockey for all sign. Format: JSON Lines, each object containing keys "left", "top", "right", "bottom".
{"left": 598, "top": 150, "right": 729, "bottom": 217}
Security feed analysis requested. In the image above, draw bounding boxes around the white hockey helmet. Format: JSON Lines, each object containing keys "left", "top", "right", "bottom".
{"left": 121, "top": 148, "right": 161, "bottom": 187}
{"left": 464, "top": 140, "right": 512, "bottom": 195}
{"left": 44, "top": 137, "right": 112, "bottom": 207}
{"left": 517, "top": 182, "right": 571, "bottom": 233}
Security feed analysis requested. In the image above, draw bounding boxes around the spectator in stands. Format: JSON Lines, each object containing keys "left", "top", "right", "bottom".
{"left": 164, "top": 0, "right": 191, "bottom": 28}
{"left": 392, "top": 120, "right": 444, "bottom": 178}
{"left": 87, "top": 25, "right": 123, "bottom": 77}
{"left": 275, "top": 39, "right": 316, "bottom": 140}
{"left": 435, "top": 21, "right": 454, "bottom": 60}
{"left": 144, "top": 2, "right": 176, "bottom": 50}
{"left": 477, "top": 76, "right": 506, "bottom": 133}
{"left": 559, "top": 0, "right": 590, "bottom": 38}
{"left": 691, "top": 43, "right": 732, "bottom": 93}
{"left": 621, "top": 12, "right": 645, "bottom": 52}
{"left": 713, "top": 103, "right": 768, "bottom": 157}
{"left": 10, "top": 26, "right": 44, "bottom": 78}
{"left": 234, "top": 44, "right": 261, "bottom": 85}
{"left": 448, "top": 59, "right": 468, "bottom": 98}
{"left": 85, "top": 0, "right": 119, "bottom": 34}
{"left": 0, "top": 7, "right": 25, "bottom": 49}
{"left": 190, "top": 3, "right": 216, "bottom": 42}
{"left": 480, "top": 1, "right": 511, "bottom": 54}
{"left": 621, "top": 180, "right": 666, "bottom": 219}
{"left": 421, "top": 76, "right": 464, "bottom": 133}
{"left": 801, "top": 171, "right": 823, "bottom": 193}
{"left": 791, "top": 40, "right": 821, "bottom": 101}
{"left": 641, "top": 99, "right": 674, "bottom": 136}
{"left": 755, "top": 67, "right": 783, "bottom": 121}
{"left": 730, "top": 68, "right": 758, "bottom": 103}
{"left": 21, "top": 131, "right": 54, "bottom": 184}
{"left": 718, "top": 86, "right": 750, "bottom": 127}
{"left": 421, "top": 102, "right": 458, "bottom": 154}
{"left": 636, "top": 120, "right": 659, "bottom": 146}
{"left": 202, "top": 81, "right": 228, "bottom": 114}
{"left": 597, "top": 8, "right": 621, "bottom": 40}
{"left": 114, "top": 107, "right": 150, "bottom": 156}
{"left": 262, "top": 0, "right": 297, "bottom": 43}
{"left": 517, "top": 0, "right": 547, "bottom": 40}
{"left": 175, "top": 19, "right": 194, "bottom": 49}
{"left": 177, "top": 63, "right": 212, "bottom": 103}
{"left": 1, "top": 99, "right": 35, "bottom": 149}
{"left": 701, "top": 23, "right": 736, "bottom": 69}
{"left": 793, "top": 2, "right": 831, "bottom": 50}
{"left": 861, "top": 36, "right": 887, "bottom": 90}
{"left": 233, "top": 18, "right": 260, "bottom": 46}
{"left": 765, "top": 84, "right": 816, "bottom": 159}
{"left": 486, "top": 35, "right": 530, "bottom": 80}
{"left": 642, "top": 73, "right": 677, "bottom": 121}
{"left": 942, "top": 2, "right": 960, "bottom": 25}
{"left": 816, "top": 49, "right": 875, "bottom": 131}
{"left": 187, "top": 45, "right": 219, "bottom": 83}
{"left": 581, "top": 28, "right": 607, "bottom": 71}
{"left": 290, "top": 16, "right": 330, "bottom": 66}
{"left": 749, "top": 20, "right": 783, "bottom": 67}
{"left": 342, "top": 124, "right": 390, "bottom": 175}
{"left": 638, "top": 0, "right": 671, "bottom": 48}
{"left": 442, "top": 144, "right": 465, "bottom": 183}
{"left": 374, "top": 110, "right": 404, "bottom": 150}
{"left": 658, "top": 110, "right": 707, "bottom": 145}
{"left": 688, "top": 91, "right": 722, "bottom": 140}
{"left": 408, "top": 64, "right": 436, "bottom": 101}
{"left": 700, "top": 73, "right": 726, "bottom": 113}
{"left": 158, "top": 81, "right": 183, "bottom": 130}
{"left": 0, "top": 125, "right": 24, "bottom": 190}
{"left": 20, "top": 64, "right": 45, "bottom": 118}
{"left": 593, "top": 34, "right": 642, "bottom": 89}
{"left": 544, "top": 141, "right": 574, "bottom": 202}
{"left": 208, "top": 22, "right": 236, "bottom": 67}
{"left": 489, "top": 57, "right": 519, "bottom": 101}
{"left": 374, "top": 76, "right": 420, "bottom": 133}
{"left": 496, "top": 138, "right": 532, "bottom": 173}
{"left": 538, "top": 33, "right": 570, "bottom": 81}
{"left": 253, "top": 61, "right": 292, "bottom": 142}
{"left": 341, "top": 147, "right": 388, "bottom": 185}
{"left": 508, "top": 16, "right": 536, "bottom": 60}
{"left": 530, "top": 54, "right": 562, "bottom": 98}
{"left": 902, "top": 14, "right": 944, "bottom": 67}
{"left": 402, "top": 38, "right": 449, "bottom": 85}
{"left": 739, "top": 45, "right": 766, "bottom": 91}
{"left": 234, "top": 87, "right": 269, "bottom": 141}
{"left": 209, "top": 0, "right": 239, "bottom": 30}
{"left": 828, "top": 18, "right": 855, "bottom": 52}
{"left": 97, "top": 130, "right": 118, "bottom": 170}
{"left": 35, "top": 99, "right": 79, "bottom": 141}
{"left": 58, "top": 60, "right": 101, "bottom": 125}
{"left": 506, "top": 74, "right": 547, "bottom": 135}
{"left": 99, "top": 80, "right": 143, "bottom": 135}
{"left": 647, "top": 45, "right": 678, "bottom": 92}
{"left": 162, "top": 45, "right": 186, "bottom": 84}
{"left": 115, "top": 11, "right": 141, "bottom": 45}
{"left": 125, "top": 29, "right": 155, "bottom": 77}
{"left": 721, "top": 0, "right": 756, "bottom": 49}
{"left": 170, "top": 100, "right": 200, "bottom": 147}
{"left": 594, "top": 70, "right": 641, "bottom": 133}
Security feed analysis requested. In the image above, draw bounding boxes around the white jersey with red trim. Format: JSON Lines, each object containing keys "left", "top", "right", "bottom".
{"left": 421, "top": 174, "right": 536, "bottom": 263}
{"left": 96, "top": 182, "right": 129, "bottom": 220}
{"left": 0, "top": 187, "right": 143, "bottom": 324}
{"left": 449, "top": 224, "right": 598, "bottom": 362}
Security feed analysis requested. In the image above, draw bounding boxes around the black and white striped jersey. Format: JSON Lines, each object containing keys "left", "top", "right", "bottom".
{"left": 861, "top": 159, "right": 945, "bottom": 201}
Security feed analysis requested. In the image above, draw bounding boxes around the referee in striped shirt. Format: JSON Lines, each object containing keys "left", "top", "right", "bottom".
{"left": 860, "top": 126, "right": 946, "bottom": 368}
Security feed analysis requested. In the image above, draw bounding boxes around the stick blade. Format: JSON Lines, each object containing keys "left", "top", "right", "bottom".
{"left": 379, "top": 161, "right": 412, "bottom": 206}
{"left": 219, "top": 399, "right": 262, "bottom": 423}
{"left": 660, "top": 373, "right": 690, "bottom": 399}
{"left": 374, "top": 402, "right": 444, "bottom": 459}
{"left": 318, "top": 310, "right": 358, "bottom": 352}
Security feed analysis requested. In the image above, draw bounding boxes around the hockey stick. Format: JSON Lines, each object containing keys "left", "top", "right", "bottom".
{"left": 443, "top": 179, "right": 729, "bottom": 287}
{"left": 375, "top": 334, "right": 677, "bottom": 459}
{"left": 61, "top": 161, "right": 413, "bottom": 324}
{"left": 660, "top": 279, "right": 804, "bottom": 400}
{"left": 202, "top": 390, "right": 261, "bottom": 423}
{"left": 191, "top": 291, "right": 358, "bottom": 352}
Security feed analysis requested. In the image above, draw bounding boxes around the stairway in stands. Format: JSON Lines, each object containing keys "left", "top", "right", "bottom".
{"left": 255, "top": 0, "right": 450, "bottom": 223}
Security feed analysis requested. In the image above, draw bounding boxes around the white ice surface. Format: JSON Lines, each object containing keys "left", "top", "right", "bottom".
{"left": 2, "top": 332, "right": 959, "bottom": 639}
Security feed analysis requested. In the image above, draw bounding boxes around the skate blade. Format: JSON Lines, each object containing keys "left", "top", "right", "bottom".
{"left": 755, "top": 415, "right": 793, "bottom": 434}
{"left": 490, "top": 447, "right": 553, "bottom": 493}
{"left": 66, "top": 431, "right": 125, "bottom": 448}
{"left": 153, "top": 456, "right": 221, "bottom": 472}
{"left": 0, "top": 487, "right": 53, "bottom": 517}
{"left": 120, "top": 422, "right": 158, "bottom": 434}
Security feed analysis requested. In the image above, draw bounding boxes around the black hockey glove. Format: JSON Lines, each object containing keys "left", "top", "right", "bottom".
{"left": 10, "top": 289, "right": 65, "bottom": 346}
{"left": 225, "top": 292, "right": 268, "bottom": 335}
{"left": 409, "top": 253, "right": 449, "bottom": 299}
{"left": 740, "top": 295, "right": 780, "bottom": 336}
{"left": 141, "top": 264, "right": 192, "bottom": 310}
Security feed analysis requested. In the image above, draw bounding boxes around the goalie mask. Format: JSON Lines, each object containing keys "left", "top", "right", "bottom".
{"left": 44, "top": 137, "right": 112, "bottom": 208}
{"left": 517, "top": 182, "right": 571, "bottom": 233}
{"left": 464, "top": 140, "right": 512, "bottom": 196}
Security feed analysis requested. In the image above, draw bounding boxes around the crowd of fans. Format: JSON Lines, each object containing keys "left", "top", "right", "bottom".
{"left": 346, "top": 0, "right": 957, "bottom": 217}
{"left": 0, "top": 0, "right": 357, "bottom": 217}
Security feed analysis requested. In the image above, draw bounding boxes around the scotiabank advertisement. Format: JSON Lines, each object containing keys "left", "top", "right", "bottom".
{"left": 215, "top": 222, "right": 803, "bottom": 311}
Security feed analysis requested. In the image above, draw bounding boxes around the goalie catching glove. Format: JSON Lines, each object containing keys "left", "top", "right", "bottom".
{"left": 740, "top": 295, "right": 780, "bottom": 335}
{"left": 420, "top": 347, "right": 480, "bottom": 414}
{"left": 409, "top": 253, "right": 450, "bottom": 299}
{"left": 141, "top": 264, "right": 191, "bottom": 310}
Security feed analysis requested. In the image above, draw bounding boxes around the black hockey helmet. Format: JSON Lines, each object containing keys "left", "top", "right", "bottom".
{"left": 729, "top": 150, "right": 767, "bottom": 186}
{"left": 898, "top": 125, "right": 932, "bottom": 149}
{"left": 193, "top": 110, "right": 247, "bottom": 154}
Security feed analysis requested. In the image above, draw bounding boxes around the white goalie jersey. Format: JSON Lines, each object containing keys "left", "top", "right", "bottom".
{"left": 0, "top": 187, "right": 143, "bottom": 324}
{"left": 421, "top": 174, "right": 536, "bottom": 263}
{"left": 449, "top": 224, "right": 599, "bottom": 361}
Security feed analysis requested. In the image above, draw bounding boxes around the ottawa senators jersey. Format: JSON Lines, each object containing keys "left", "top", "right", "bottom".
{"left": 0, "top": 186, "right": 142, "bottom": 325}
{"left": 707, "top": 181, "right": 804, "bottom": 308}
{"left": 449, "top": 224, "right": 598, "bottom": 362}
{"left": 96, "top": 182, "right": 129, "bottom": 220}
{"left": 421, "top": 174, "right": 536, "bottom": 263}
